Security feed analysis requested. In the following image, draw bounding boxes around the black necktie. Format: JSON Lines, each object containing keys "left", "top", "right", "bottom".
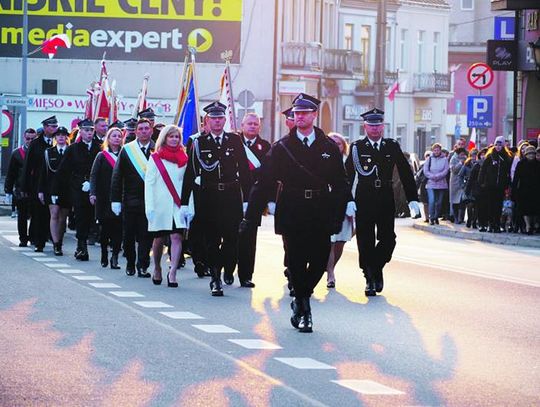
{"left": 246, "top": 140, "right": 252, "bottom": 148}
{"left": 303, "top": 137, "right": 309, "bottom": 148}
{"left": 215, "top": 136, "right": 221, "bottom": 146}
{"left": 141, "top": 146, "right": 146, "bottom": 155}
{"left": 373, "top": 142, "right": 378, "bottom": 151}
{"left": 59, "top": 149, "right": 63, "bottom": 156}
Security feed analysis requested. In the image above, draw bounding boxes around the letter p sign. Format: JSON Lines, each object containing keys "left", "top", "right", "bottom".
{"left": 467, "top": 96, "right": 493, "bottom": 128}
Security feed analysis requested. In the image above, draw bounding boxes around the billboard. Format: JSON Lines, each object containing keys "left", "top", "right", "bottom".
{"left": 0, "top": 0, "right": 242, "bottom": 63}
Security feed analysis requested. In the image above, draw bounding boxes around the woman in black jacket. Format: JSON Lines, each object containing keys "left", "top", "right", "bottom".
{"left": 512, "top": 145, "right": 540, "bottom": 234}
{"left": 90, "top": 128, "right": 124, "bottom": 268}
{"left": 478, "top": 137, "right": 513, "bottom": 233}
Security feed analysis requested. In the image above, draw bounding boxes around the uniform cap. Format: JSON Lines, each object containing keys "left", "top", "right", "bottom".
{"left": 108, "top": 120, "right": 124, "bottom": 129}
{"left": 77, "top": 118, "right": 94, "bottom": 129}
{"left": 291, "top": 93, "right": 320, "bottom": 112}
{"left": 41, "top": 115, "right": 58, "bottom": 126}
{"left": 137, "top": 107, "right": 156, "bottom": 119}
{"left": 361, "top": 108, "right": 385, "bottom": 125}
{"left": 282, "top": 107, "right": 294, "bottom": 120}
{"left": 53, "top": 126, "right": 69, "bottom": 137}
{"left": 124, "top": 118, "right": 137, "bottom": 131}
{"left": 203, "top": 101, "right": 227, "bottom": 117}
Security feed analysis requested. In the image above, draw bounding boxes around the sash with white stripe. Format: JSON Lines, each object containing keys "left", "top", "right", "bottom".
{"left": 124, "top": 141, "right": 148, "bottom": 180}
{"left": 243, "top": 144, "right": 261, "bottom": 171}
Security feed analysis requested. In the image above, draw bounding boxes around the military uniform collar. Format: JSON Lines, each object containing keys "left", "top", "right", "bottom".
{"left": 243, "top": 135, "right": 258, "bottom": 145}
{"left": 296, "top": 128, "right": 316, "bottom": 146}
{"left": 210, "top": 131, "right": 225, "bottom": 140}
{"left": 366, "top": 137, "right": 384, "bottom": 150}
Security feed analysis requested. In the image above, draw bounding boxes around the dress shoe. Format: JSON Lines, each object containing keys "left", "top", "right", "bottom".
{"left": 126, "top": 265, "right": 136, "bottom": 276}
{"left": 194, "top": 262, "right": 206, "bottom": 278}
{"left": 137, "top": 268, "right": 151, "bottom": 278}
{"left": 110, "top": 253, "right": 120, "bottom": 269}
{"left": 240, "top": 280, "right": 255, "bottom": 288}
{"left": 100, "top": 251, "right": 108, "bottom": 268}
{"left": 75, "top": 248, "right": 89, "bottom": 261}
{"left": 373, "top": 268, "right": 384, "bottom": 293}
{"left": 298, "top": 298, "right": 313, "bottom": 333}
{"left": 223, "top": 272, "right": 234, "bottom": 285}
{"left": 364, "top": 280, "right": 376, "bottom": 297}
{"left": 19, "top": 241, "right": 28, "bottom": 247}
{"left": 326, "top": 281, "right": 335, "bottom": 288}
{"left": 435, "top": 218, "right": 440, "bottom": 225}
{"left": 290, "top": 299, "right": 302, "bottom": 329}
{"left": 34, "top": 246, "right": 44, "bottom": 253}
{"left": 429, "top": 219, "right": 435, "bottom": 225}
{"left": 53, "top": 242, "right": 63, "bottom": 256}
{"left": 166, "top": 272, "right": 177, "bottom": 288}
{"left": 479, "top": 226, "right": 487, "bottom": 232}
{"left": 210, "top": 278, "right": 223, "bottom": 296}
{"left": 203, "top": 267, "right": 212, "bottom": 277}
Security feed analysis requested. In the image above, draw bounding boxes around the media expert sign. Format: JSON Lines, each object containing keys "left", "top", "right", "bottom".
{"left": 467, "top": 96, "right": 493, "bottom": 129}
{"left": 0, "top": 0, "right": 242, "bottom": 63}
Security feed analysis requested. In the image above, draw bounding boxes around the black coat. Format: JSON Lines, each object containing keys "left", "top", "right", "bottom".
{"left": 5, "top": 146, "right": 27, "bottom": 198}
{"left": 245, "top": 127, "right": 350, "bottom": 235}
{"left": 110, "top": 141, "right": 155, "bottom": 213}
{"left": 478, "top": 151, "right": 511, "bottom": 190}
{"left": 181, "top": 132, "right": 251, "bottom": 224}
{"left": 90, "top": 150, "right": 119, "bottom": 220}
{"left": 21, "top": 136, "right": 53, "bottom": 195}
{"left": 38, "top": 146, "right": 70, "bottom": 206}
{"left": 512, "top": 159, "right": 540, "bottom": 215}
{"left": 242, "top": 134, "right": 272, "bottom": 188}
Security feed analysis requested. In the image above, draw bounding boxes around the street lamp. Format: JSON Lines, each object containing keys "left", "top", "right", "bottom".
{"left": 529, "top": 37, "right": 540, "bottom": 79}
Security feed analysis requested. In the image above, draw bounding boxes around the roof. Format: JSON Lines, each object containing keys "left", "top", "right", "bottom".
{"left": 400, "top": 0, "right": 450, "bottom": 9}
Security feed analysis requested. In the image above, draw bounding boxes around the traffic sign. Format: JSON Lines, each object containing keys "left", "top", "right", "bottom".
{"left": 466, "top": 63, "right": 494, "bottom": 90}
{"left": 494, "top": 17, "right": 515, "bottom": 40}
{"left": 467, "top": 96, "right": 493, "bottom": 128}
{"left": 0, "top": 95, "right": 29, "bottom": 107}
{"left": 1, "top": 110, "right": 14, "bottom": 136}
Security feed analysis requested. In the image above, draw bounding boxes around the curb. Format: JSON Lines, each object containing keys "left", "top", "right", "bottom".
{"left": 412, "top": 222, "right": 540, "bottom": 249}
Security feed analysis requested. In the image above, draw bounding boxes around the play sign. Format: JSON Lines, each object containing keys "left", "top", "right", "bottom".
{"left": 467, "top": 63, "right": 494, "bottom": 90}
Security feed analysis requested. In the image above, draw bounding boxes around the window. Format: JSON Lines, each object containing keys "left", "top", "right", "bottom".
{"left": 344, "top": 23, "right": 354, "bottom": 50}
{"left": 385, "top": 26, "right": 391, "bottom": 69}
{"left": 461, "top": 0, "right": 474, "bottom": 10}
{"left": 397, "top": 125, "right": 407, "bottom": 150}
{"left": 361, "top": 25, "right": 371, "bottom": 72}
{"left": 399, "top": 29, "right": 408, "bottom": 71}
{"left": 42, "top": 79, "right": 57, "bottom": 95}
{"left": 417, "top": 30, "right": 425, "bottom": 72}
{"left": 433, "top": 32, "right": 440, "bottom": 72}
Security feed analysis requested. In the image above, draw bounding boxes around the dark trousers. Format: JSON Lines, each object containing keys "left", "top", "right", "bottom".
{"left": 204, "top": 220, "right": 239, "bottom": 274}
{"left": 74, "top": 202, "right": 93, "bottom": 243}
{"left": 238, "top": 226, "right": 258, "bottom": 282}
{"left": 16, "top": 197, "right": 31, "bottom": 244}
{"left": 283, "top": 231, "right": 330, "bottom": 298}
{"left": 476, "top": 192, "right": 489, "bottom": 228}
{"left": 30, "top": 198, "right": 50, "bottom": 248}
{"left": 100, "top": 217, "right": 122, "bottom": 254}
{"left": 123, "top": 210, "right": 151, "bottom": 269}
{"left": 188, "top": 215, "right": 209, "bottom": 266}
{"left": 355, "top": 196, "right": 396, "bottom": 273}
{"left": 486, "top": 187, "right": 505, "bottom": 229}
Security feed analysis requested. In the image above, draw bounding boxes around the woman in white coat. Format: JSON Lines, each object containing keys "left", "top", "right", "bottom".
{"left": 145, "top": 125, "right": 189, "bottom": 288}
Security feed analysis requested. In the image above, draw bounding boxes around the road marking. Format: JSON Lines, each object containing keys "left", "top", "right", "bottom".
{"left": 274, "top": 358, "right": 336, "bottom": 370}
{"left": 33, "top": 257, "right": 57, "bottom": 262}
{"left": 22, "top": 252, "right": 46, "bottom": 257}
{"left": 228, "top": 339, "right": 282, "bottom": 350}
{"left": 332, "top": 380, "right": 404, "bottom": 395}
{"left": 0, "top": 230, "right": 18, "bottom": 234}
{"left": 10, "top": 247, "right": 31, "bottom": 251}
{"left": 133, "top": 301, "right": 173, "bottom": 308}
{"left": 72, "top": 276, "right": 103, "bottom": 281}
{"left": 109, "top": 291, "right": 144, "bottom": 298}
{"left": 159, "top": 311, "right": 204, "bottom": 320}
{"left": 2, "top": 235, "right": 20, "bottom": 245}
{"left": 56, "top": 269, "right": 85, "bottom": 274}
{"left": 88, "top": 283, "right": 121, "bottom": 288}
{"left": 192, "top": 324, "right": 240, "bottom": 333}
{"left": 46, "top": 263, "right": 71, "bottom": 268}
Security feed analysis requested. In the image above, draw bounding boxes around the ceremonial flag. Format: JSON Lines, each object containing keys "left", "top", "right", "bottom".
{"left": 219, "top": 64, "right": 237, "bottom": 132}
{"left": 93, "top": 59, "right": 110, "bottom": 121}
{"left": 177, "top": 66, "right": 199, "bottom": 145}
{"left": 40, "top": 34, "right": 71, "bottom": 59}
{"left": 84, "top": 88, "right": 93, "bottom": 120}
{"left": 132, "top": 74, "right": 150, "bottom": 118}
{"left": 387, "top": 79, "right": 407, "bottom": 102}
{"left": 467, "top": 128, "right": 477, "bottom": 151}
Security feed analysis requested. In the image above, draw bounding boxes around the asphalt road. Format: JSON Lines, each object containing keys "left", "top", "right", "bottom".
{"left": 0, "top": 215, "right": 539, "bottom": 406}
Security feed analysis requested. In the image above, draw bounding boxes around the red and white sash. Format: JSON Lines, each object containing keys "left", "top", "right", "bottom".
{"left": 152, "top": 155, "right": 182, "bottom": 207}
{"left": 243, "top": 144, "right": 261, "bottom": 171}
{"left": 102, "top": 150, "right": 118, "bottom": 168}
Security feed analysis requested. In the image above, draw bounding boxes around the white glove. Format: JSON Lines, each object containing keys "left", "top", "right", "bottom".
{"left": 267, "top": 201, "right": 276, "bottom": 215}
{"left": 81, "top": 181, "right": 90, "bottom": 192}
{"left": 111, "top": 202, "right": 122, "bottom": 216}
{"left": 4, "top": 193, "right": 12, "bottom": 205}
{"left": 345, "top": 201, "right": 357, "bottom": 217}
{"left": 179, "top": 205, "right": 191, "bottom": 226}
{"left": 146, "top": 210, "right": 154, "bottom": 223}
{"left": 242, "top": 202, "right": 248, "bottom": 215}
{"left": 51, "top": 195, "right": 58, "bottom": 205}
{"left": 408, "top": 201, "right": 421, "bottom": 219}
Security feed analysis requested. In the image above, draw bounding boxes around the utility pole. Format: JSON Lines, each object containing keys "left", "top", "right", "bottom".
{"left": 21, "top": 0, "right": 28, "bottom": 144}
{"left": 374, "top": 0, "right": 387, "bottom": 109}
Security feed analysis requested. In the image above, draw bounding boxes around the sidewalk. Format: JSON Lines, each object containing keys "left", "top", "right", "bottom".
{"left": 413, "top": 219, "right": 540, "bottom": 249}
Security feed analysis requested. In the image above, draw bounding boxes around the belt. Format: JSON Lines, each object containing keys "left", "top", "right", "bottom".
{"left": 202, "top": 181, "right": 240, "bottom": 191}
{"left": 285, "top": 187, "right": 328, "bottom": 199}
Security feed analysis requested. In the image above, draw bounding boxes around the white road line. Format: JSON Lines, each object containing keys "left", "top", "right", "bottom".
{"left": 56, "top": 269, "right": 84, "bottom": 274}
{"left": 2, "top": 235, "right": 20, "bottom": 245}
{"left": 88, "top": 283, "right": 121, "bottom": 288}
{"left": 192, "top": 324, "right": 240, "bottom": 333}
{"left": 159, "top": 311, "right": 204, "bottom": 320}
{"left": 274, "top": 358, "right": 336, "bottom": 370}
{"left": 33, "top": 257, "right": 57, "bottom": 262}
{"left": 0, "top": 230, "right": 18, "bottom": 234}
{"left": 10, "top": 247, "right": 31, "bottom": 251}
{"left": 331, "top": 380, "right": 404, "bottom": 395}
{"left": 72, "top": 276, "right": 103, "bottom": 281}
{"left": 228, "top": 339, "right": 282, "bottom": 350}
{"left": 46, "top": 263, "right": 71, "bottom": 268}
{"left": 22, "top": 252, "right": 46, "bottom": 257}
{"left": 109, "top": 291, "right": 145, "bottom": 298}
{"left": 133, "top": 301, "right": 173, "bottom": 308}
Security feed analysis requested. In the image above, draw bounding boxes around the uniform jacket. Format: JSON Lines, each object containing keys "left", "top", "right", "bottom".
{"left": 90, "top": 149, "right": 120, "bottom": 220}
{"left": 449, "top": 153, "right": 466, "bottom": 204}
{"left": 423, "top": 154, "right": 449, "bottom": 190}
{"left": 245, "top": 127, "right": 350, "bottom": 235}
{"left": 21, "top": 136, "right": 53, "bottom": 195}
{"left": 144, "top": 155, "right": 188, "bottom": 231}
{"left": 242, "top": 134, "right": 271, "bottom": 187}
{"left": 5, "top": 146, "right": 27, "bottom": 198}
{"left": 181, "top": 132, "right": 251, "bottom": 224}
{"left": 345, "top": 137, "right": 418, "bottom": 202}
{"left": 38, "top": 146, "right": 68, "bottom": 199}
{"left": 478, "top": 150, "right": 511, "bottom": 190}
{"left": 110, "top": 140, "right": 155, "bottom": 213}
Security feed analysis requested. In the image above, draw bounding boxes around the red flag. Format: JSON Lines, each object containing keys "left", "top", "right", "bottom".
{"left": 467, "top": 128, "right": 477, "bottom": 151}
{"left": 84, "top": 88, "right": 93, "bottom": 120}
{"left": 387, "top": 80, "right": 399, "bottom": 102}
{"left": 41, "top": 34, "right": 71, "bottom": 59}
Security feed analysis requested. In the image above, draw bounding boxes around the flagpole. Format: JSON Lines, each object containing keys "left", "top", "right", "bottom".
{"left": 189, "top": 47, "right": 202, "bottom": 133}
{"left": 139, "top": 74, "right": 150, "bottom": 113}
{"left": 222, "top": 51, "right": 237, "bottom": 132}
{"left": 174, "top": 54, "right": 189, "bottom": 125}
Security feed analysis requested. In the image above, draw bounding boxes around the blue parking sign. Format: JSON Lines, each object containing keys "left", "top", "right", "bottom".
{"left": 467, "top": 96, "right": 493, "bottom": 128}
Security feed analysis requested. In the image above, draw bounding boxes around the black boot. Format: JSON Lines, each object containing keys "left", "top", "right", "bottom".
{"left": 374, "top": 267, "right": 384, "bottom": 293}
{"left": 53, "top": 242, "right": 63, "bottom": 256}
{"left": 100, "top": 245, "right": 108, "bottom": 268}
{"left": 75, "top": 240, "right": 89, "bottom": 261}
{"left": 290, "top": 298, "right": 303, "bottom": 329}
{"left": 298, "top": 297, "right": 313, "bottom": 333}
{"left": 363, "top": 268, "right": 376, "bottom": 297}
{"left": 110, "top": 252, "right": 120, "bottom": 269}
{"left": 194, "top": 261, "right": 206, "bottom": 278}
{"left": 210, "top": 268, "right": 223, "bottom": 296}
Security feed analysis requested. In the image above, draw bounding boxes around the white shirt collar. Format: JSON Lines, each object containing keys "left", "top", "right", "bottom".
{"left": 297, "top": 129, "right": 316, "bottom": 147}
{"left": 211, "top": 131, "right": 224, "bottom": 139}
{"left": 137, "top": 141, "right": 150, "bottom": 149}
{"left": 367, "top": 137, "right": 382, "bottom": 150}
{"left": 57, "top": 145, "right": 65, "bottom": 152}
{"left": 244, "top": 136, "right": 257, "bottom": 145}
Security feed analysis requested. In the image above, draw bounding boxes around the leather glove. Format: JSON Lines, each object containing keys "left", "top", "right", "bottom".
{"left": 239, "top": 219, "right": 255, "bottom": 234}
{"left": 242, "top": 202, "right": 248, "bottom": 215}
{"left": 81, "top": 181, "right": 91, "bottom": 192}
{"left": 4, "top": 193, "right": 12, "bottom": 205}
{"left": 111, "top": 202, "right": 121, "bottom": 216}
{"left": 408, "top": 201, "right": 421, "bottom": 219}
{"left": 267, "top": 201, "right": 276, "bottom": 215}
{"left": 345, "top": 201, "right": 357, "bottom": 217}
{"left": 51, "top": 195, "right": 58, "bottom": 205}
{"left": 146, "top": 210, "right": 154, "bottom": 223}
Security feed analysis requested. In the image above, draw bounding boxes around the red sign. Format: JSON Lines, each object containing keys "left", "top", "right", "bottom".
{"left": 1, "top": 110, "right": 14, "bottom": 137}
{"left": 467, "top": 63, "right": 494, "bottom": 90}
{"left": 526, "top": 128, "right": 540, "bottom": 140}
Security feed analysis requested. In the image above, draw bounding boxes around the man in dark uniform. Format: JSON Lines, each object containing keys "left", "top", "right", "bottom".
{"left": 282, "top": 107, "right": 296, "bottom": 131}
{"left": 345, "top": 108, "right": 420, "bottom": 297}
{"left": 108, "top": 120, "right": 124, "bottom": 130}
{"left": 110, "top": 118, "right": 155, "bottom": 277}
{"left": 124, "top": 118, "right": 137, "bottom": 143}
{"left": 52, "top": 119, "right": 101, "bottom": 260}
{"left": 242, "top": 93, "right": 351, "bottom": 333}
{"left": 181, "top": 101, "right": 251, "bottom": 296}
{"left": 237, "top": 113, "right": 271, "bottom": 288}
{"left": 21, "top": 116, "right": 58, "bottom": 252}
{"left": 137, "top": 107, "right": 160, "bottom": 142}
{"left": 5, "top": 128, "right": 37, "bottom": 247}
{"left": 93, "top": 118, "right": 108, "bottom": 144}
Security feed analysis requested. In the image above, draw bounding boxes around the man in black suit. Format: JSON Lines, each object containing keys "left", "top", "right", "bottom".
{"left": 137, "top": 107, "right": 160, "bottom": 142}
{"left": 21, "top": 116, "right": 58, "bottom": 252}
{"left": 52, "top": 119, "right": 101, "bottom": 260}
{"left": 242, "top": 93, "right": 351, "bottom": 333}
{"left": 236, "top": 113, "right": 271, "bottom": 288}
{"left": 181, "top": 102, "right": 251, "bottom": 296}
{"left": 5, "top": 128, "right": 37, "bottom": 247}
{"left": 110, "top": 118, "right": 155, "bottom": 277}
{"left": 93, "top": 117, "right": 108, "bottom": 145}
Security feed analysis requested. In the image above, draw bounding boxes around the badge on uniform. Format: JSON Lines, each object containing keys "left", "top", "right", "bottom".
{"left": 321, "top": 152, "right": 330, "bottom": 159}
{"left": 257, "top": 144, "right": 262, "bottom": 151}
